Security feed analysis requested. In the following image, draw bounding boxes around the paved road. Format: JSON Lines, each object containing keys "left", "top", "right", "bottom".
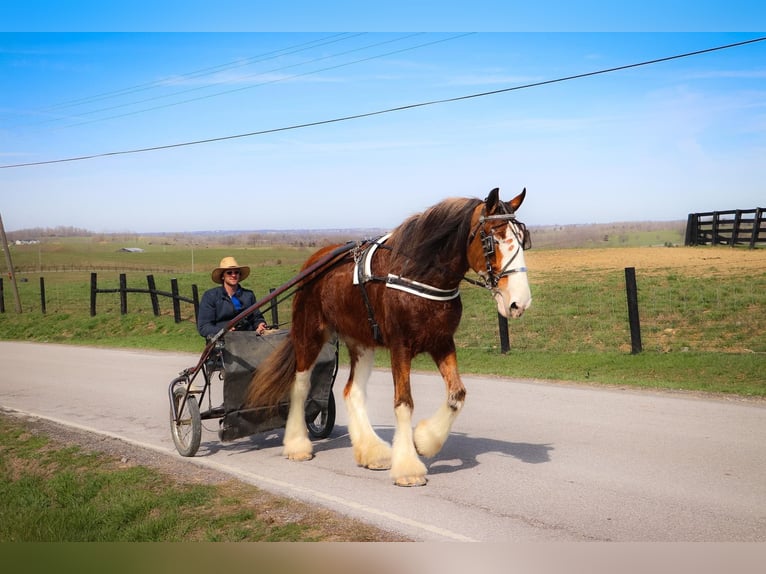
{"left": 1, "top": 341, "right": 764, "bottom": 542}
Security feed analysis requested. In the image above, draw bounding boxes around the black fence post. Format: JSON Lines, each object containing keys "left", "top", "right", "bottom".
{"left": 684, "top": 213, "right": 697, "bottom": 246}
{"left": 0, "top": 277, "right": 4, "bottom": 313}
{"left": 90, "top": 273, "right": 97, "bottom": 316}
{"left": 712, "top": 212, "right": 721, "bottom": 245}
{"left": 171, "top": 278, "right": 181, "bottom": 323}
{"left": 624, "top": 267, "right": 643, "bottom": 354}
{"left": 39, "top": 277, "right": 46, "bottom": 314}
{"left": 119, "top": 273, "right": 128, "bottom": 315}
{"left": 269, "top": 287, "right": 279, "bottom": 328}
{"left": 147, "top": 274, "right": 160, "bottom": 316}
{"left": 192, "top": 284, "right": 199, "bottom": 322}
{"left": 497, "top": 313, "right": 510, "bottom": 353}
{"left": 751, "top": 208, "right": 763, "bottom": 249}
{"left": 731, "top": 210, "right": 742, "bottom": 246}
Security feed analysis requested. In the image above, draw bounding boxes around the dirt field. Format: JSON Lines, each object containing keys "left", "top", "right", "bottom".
{"left": 527, "top": 245, "right": 766, "bottom": 276}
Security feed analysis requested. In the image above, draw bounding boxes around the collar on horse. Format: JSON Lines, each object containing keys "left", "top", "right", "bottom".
{"left": 353, "top": 234, "right": 461, "bottom": 301}
{"left": 352, "top": 234, "right": 460, "bottom": 344}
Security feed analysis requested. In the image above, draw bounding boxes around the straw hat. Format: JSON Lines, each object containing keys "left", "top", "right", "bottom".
{"left": 211, "top": 256, "right": 250, "bottom": 284}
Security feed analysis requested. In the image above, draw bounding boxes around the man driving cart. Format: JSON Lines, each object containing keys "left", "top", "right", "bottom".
{"left": 197, "top": 256, "right": 267, "bottom": 339}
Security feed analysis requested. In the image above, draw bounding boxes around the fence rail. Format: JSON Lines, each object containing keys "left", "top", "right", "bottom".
{"left": 685, "top": 208, "right": 765, "bottom": 248}
{"left": 2, "top": 268, "right": 763, "bottom": 354}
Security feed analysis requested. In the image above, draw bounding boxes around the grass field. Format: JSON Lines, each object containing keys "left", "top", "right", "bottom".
{"left": 1, "top": 233, "right": 764, "bottom": 396}
{"left": 0, "top": 413, "right": 402, "bottom": 542}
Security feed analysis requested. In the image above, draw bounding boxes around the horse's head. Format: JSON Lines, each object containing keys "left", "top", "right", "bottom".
{"left": 467, "top": 187, "right": 532, "bottom": 319}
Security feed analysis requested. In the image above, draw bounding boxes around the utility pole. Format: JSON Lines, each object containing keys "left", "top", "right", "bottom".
{"left": 0, "top": 212, "right": 23, "bottom": 313}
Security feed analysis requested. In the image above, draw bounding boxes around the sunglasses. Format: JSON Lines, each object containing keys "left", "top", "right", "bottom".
{"left": 224, "top": 269, "right": 241, "bottom": 276}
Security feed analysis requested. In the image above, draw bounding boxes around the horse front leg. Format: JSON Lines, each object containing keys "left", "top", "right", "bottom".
{"left": 413, "top": 345, "right": 465, "bottom": 458}
{"left": 390, "top": 347, "right": 428, "bottom": 487}
{"left": 282, "top": 368, "right": 314, "bottom": 461}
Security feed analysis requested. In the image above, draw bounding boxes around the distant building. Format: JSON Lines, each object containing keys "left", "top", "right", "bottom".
{"left": 119, "top": 247, "right": 145, "bottom": 253}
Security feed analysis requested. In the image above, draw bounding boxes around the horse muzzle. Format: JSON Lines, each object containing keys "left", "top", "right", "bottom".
{"left": 494, "top": 289, "right": 532, "bottom": 319}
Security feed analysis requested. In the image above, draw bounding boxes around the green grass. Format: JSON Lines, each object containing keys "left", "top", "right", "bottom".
{"left": 0, "top": 414, "right": 393, "bottom": 542}
{"left": 1, "top": 236, "right": 764, "bottom": 397}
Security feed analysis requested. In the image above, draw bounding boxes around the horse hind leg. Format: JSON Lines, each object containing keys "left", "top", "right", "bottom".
{"left": 282, "top": 368, "right": 314, "bottom": 461}
{"left": 344, "top": 345, "right": 392, "bottom": 470}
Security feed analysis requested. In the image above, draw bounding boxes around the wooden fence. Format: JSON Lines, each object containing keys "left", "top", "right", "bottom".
{"left": 89, "top": 273, "right": 282, "bottom": 326}
{"left": 685, "top": 208, "right": 765, "bottom": 248}
{"left": 3, "top": 270, "right": 649, "bottom": 354}
{"left": 91, "top": 273, "right": 199, "bottom": 323}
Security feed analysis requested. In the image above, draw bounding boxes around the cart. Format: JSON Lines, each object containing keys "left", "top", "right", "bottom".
{"left": 167, "top": 242, "right": 357, "bottom": 458}
{"left": 168, "top": 329, "right": 338, "bottom": 457}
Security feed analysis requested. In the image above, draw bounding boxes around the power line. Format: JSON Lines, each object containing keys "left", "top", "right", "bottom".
{"left": 3, "top": 35, "right": 764, "bottom": 170}
{"left": 40, "top": 33, "right": 360, "bottom": 112}
{"left": 60, "top": 32, "right": 440, "bottom": 129}
{"left": 4, "top": 33, "right": 366, "bottom": 127}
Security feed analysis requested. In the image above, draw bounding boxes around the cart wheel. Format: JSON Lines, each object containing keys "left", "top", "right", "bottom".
{"left": 307, "top": 392, "right": 336, "bottom": 439}
{"left": 170, "top": 385, "right": 201, "bottom": 457}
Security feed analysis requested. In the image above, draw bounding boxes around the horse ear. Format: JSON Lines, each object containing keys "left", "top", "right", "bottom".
{"left": 509, "top": 188, "right": 526, "bottom": 212}
{"left": 485, "top": 187, "right": 501, "bottom": 212}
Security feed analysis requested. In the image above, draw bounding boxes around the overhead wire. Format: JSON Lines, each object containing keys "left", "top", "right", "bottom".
{"left": 60, "top": 32, "right": 446, "bottom": 129}
{"left": 39, "top": 33, "right": 361, "bottom": 112}
{"left": 2, "top": 35, "right": 764, "bottom": 170}
{"left": 5, "top": 32, "right": 366, "bottom": 127}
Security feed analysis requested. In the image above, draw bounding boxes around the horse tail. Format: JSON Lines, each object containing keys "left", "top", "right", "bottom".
{"left": 245, "top": 337, "right": 297, "bottom": 409}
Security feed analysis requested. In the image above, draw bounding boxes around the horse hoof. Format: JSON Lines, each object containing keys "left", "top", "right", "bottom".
{"left": 393, "top": 475, "right": 428, "bottom": 487}
{"left": 366, "top": 460, "right": 392, "bottom": 471}
{"left": 286, "top": 452, "right": 314, "bottom": 462}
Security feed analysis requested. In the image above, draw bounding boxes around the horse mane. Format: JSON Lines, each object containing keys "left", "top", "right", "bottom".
{"left": 388, "top": 197, "right": 483, "bottom": 277}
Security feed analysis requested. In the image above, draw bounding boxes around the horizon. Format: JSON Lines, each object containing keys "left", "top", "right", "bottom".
{"left": 6, "top": 218, "right": 689, "bottom": 238}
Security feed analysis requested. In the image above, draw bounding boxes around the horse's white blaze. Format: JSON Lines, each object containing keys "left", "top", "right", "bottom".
{"left": 494, "top": 227, "right": 532, "bottom": 318}
{"left": 344, "top": 348, "right": 392, "bottom": 469}
{"left": 391, "top": 404, "right": 428, "bottom": 485}
{"left": 283, "top": 369, "right": 313, "bottom": 459}
{"left": 414, "top": 401, "right": 461, "bottom": 458}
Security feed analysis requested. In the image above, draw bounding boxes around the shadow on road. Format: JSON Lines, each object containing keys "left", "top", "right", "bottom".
{"left": 426, "top": 431, "right": 553, "bottom": 475}
{"left": 192, "top": 424, "right": 553, "bottom": 479}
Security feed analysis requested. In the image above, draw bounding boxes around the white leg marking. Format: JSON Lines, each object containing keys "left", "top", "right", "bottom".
{"left": 344, "top": 348, "right": 392, "bottom": 469}
{"left": 414, "top": 401, "right": 462, "bottom": 458}
{"left": 283, "top": 369, "right": 313, "bottom": 461}
{"left": 390, "top": 404, "right": 428, "bottom": 487}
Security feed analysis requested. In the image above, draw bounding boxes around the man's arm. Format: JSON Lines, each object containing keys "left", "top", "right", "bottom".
{"left": 197, "top": 291, "right": 220, "bottom": 338}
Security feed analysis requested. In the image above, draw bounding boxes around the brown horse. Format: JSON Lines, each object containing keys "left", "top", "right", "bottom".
{"left": 246, "top": 187, "right": 532, "bottom": 486}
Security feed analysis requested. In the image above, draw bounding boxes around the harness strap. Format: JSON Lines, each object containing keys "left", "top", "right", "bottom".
{"left": 385, "top": 274, "right": 459, "bottom": 301}
{"left": 354, "top": 237, "right": 386, "bottom": 344}
{"left": 352, "top": 234, "right": 462, "bottom": 343}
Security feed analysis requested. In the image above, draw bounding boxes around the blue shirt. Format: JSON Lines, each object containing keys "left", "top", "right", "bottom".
{"left": 197, "top": 285, "right": 266, "bottom": 338}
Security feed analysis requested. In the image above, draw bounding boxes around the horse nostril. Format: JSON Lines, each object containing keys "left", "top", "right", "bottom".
{"left": 510, "top": 302, "right": 519, "bottom": 310}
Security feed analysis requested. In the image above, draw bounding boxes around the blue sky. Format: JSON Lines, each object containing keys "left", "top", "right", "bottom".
{"left": 1, "top": 3, "right": 765, "bottom": 233}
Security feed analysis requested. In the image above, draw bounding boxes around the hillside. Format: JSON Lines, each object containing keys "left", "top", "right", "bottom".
{"left": 6, "top": 221, "right": 687, "bottom": 250}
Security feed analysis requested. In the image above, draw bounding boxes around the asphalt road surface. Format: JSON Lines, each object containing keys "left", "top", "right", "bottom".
{"left": 1, "top": 341, "right": 764, "bottom": 542}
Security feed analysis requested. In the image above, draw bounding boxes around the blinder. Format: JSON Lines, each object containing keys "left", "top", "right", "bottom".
{"left": 469, "top": 203, "right": 531, "bottom": 290}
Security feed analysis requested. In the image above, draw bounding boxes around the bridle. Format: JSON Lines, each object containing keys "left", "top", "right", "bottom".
{"left": 466, "top": 201, "right": 531, "bottom": 291}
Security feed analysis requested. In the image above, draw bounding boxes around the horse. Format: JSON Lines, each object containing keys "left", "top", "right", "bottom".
{"left": 246, "top": 187, "right": 532, "bottom": 486}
